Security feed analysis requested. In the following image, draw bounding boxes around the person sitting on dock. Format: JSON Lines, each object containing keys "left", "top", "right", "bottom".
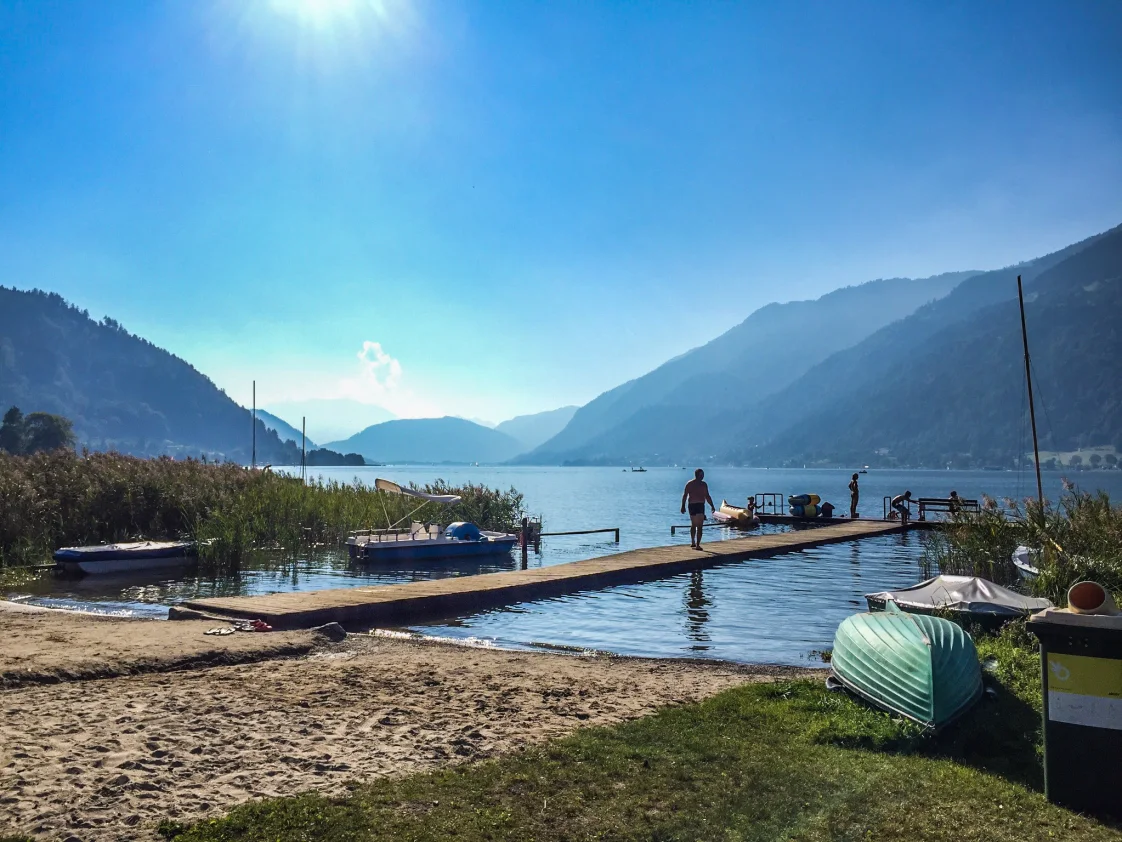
{"left": 681, "top": 469, "right": 716, "bottom": 550}
{"left": 891, "top": 490, "right": 913, "bottom": 524}
{"left": 849, "top": 473, "right": 860, "bottom": 519}
{"left": 948, "top": 490, "right": 962, "bottom": 515}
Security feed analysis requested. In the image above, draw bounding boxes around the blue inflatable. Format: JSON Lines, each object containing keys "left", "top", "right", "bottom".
{"left": 445, "top": 522, "right": 483, "bottom": 541}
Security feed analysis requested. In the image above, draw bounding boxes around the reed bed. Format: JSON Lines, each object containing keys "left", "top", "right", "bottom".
{"left": 0, "top": 450, "right": 525, "bottom": 569}
{"left": 922, "top": 484, "right": 1122, "bottom": 604}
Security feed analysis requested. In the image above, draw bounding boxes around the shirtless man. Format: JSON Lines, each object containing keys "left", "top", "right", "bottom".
{"left": 891, "top": 490, "right": 913, "bottom": 525}
{"left": 681, "top": 469, "right": 716, "bottom": 549}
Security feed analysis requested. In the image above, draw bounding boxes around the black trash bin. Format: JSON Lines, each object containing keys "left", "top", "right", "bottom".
{"left": 1027, "top": 607, "right": 1122, "bottom": 819}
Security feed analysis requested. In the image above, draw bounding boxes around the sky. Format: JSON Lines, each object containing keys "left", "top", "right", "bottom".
{"left": 1, "top": 1, "right": 1121, "bottom": 425}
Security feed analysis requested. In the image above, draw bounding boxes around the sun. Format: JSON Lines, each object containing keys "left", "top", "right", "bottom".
{"left": 270, "top": 0, "right": 361, "bottom": 28}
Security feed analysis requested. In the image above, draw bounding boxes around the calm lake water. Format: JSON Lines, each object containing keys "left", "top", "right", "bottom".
{"left": 9, "top": 466, "right": 1122, "bottom": 664}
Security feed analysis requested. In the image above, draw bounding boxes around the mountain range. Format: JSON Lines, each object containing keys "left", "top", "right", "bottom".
{"left": 494, "top": 406, "right": 578, "bottom": 452}
{"left": 324, "top": 417, "right": 523, "bottom": 464}
{"left": 261, "top": 399, "right": 396, "bottom": 445}
{"left": 257, "top": 410, "right": 317, "bottom": 450}
{"left": 524, "top": 223, "right": 1121, "bottom": 468}
{"left": 4, "top": 223, "right": 1118, "bottom": 468}
{"left": 517, "top": 271, "right": 975, "bottom": 464}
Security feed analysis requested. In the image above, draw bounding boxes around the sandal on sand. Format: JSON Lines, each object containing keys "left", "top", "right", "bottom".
{"left": 205, "top": 627, "right": 235, "bottom": 636}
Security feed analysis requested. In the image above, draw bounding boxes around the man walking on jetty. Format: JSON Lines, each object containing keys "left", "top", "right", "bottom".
{"left": 681, "top": 469, "right": 716, "bottom": 550}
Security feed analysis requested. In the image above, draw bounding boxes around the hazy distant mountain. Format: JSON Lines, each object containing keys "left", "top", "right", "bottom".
{"left": 495, "top": 406, "right": 579, "bottom": 452}
{"left": 256, "top": 409, "right": 316, "bottom": 449}
{"left": 324, "top": 417, "right": 523, "bottom": 464}
{"left": 734, "top": 223, "right": 1122, "bottom": 468}
{"left": 0, "top": 287, "right": 298, "bottom": 463}
{"left": 518, "top": 272, "right": 974, "bottom": 464}
{"left": 262, "top": 399, "right": 395, "bottom": 444}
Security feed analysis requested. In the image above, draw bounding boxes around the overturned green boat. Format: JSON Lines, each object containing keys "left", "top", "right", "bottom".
{"left": 830, "top": 602, "right": 983, "bottom": 729}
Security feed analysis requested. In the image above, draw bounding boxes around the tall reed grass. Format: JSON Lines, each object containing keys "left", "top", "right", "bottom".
{"left": 922, "top": 484, "right": 1122, "bottom": 604}
{"left": 0, "top": 450, "right": 525, "bottom": 569}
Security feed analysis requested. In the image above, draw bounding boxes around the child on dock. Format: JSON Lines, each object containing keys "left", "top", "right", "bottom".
{"left": 891, "top": 490, "right": 913, "bottom": 524}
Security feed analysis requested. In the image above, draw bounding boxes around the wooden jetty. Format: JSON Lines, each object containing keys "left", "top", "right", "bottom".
{"left": 181, "top": 519, "right": 909, "bottom": 630}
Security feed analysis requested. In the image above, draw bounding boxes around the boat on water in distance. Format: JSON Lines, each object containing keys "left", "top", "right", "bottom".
{"left": 54, "top": 540, "right": 197, "bottom": 575}
{"left": 347, "top": 478, "right": 518, "bottom": 562}
{"left": 830, "top": 602, "right": 983, "bottom": 729}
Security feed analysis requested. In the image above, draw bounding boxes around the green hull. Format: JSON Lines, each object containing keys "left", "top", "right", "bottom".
{"left": 831, "top": 603, "right": 983, "bottom": 728}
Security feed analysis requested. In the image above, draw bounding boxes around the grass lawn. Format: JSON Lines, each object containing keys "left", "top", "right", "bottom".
{"left": 149, "top": 628, "right": 1118, "bottom": 841}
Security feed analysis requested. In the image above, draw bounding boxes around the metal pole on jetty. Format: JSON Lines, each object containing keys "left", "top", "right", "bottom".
{"left": 251, "top": 380, "right": 256, "bottom": 469}
{"left": 1017, "top": 275, "right": 1044, "bottom": 506}
{"left": 301, "top": 416, "right": 306, "bottom": 483}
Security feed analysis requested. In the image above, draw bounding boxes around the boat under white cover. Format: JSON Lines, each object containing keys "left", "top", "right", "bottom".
{"left": 53, "top": 541, "right": 196, "bottom": 574}
{"left": 866, "top": 574, "right": 1052, "bottom": 622}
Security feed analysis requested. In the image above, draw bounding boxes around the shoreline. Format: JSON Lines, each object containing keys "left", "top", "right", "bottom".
{"left": 0, "top": 608, "right": 820, "bottom": 840}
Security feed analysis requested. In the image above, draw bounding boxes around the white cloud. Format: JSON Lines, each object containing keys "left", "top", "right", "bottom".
{"left": 336, "top": 340, "right": 441, "bottom": 418}
{"left": 356, "top": 340, "right": 403, "bottom": 393}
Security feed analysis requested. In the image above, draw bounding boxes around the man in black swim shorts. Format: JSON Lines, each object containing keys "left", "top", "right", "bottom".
{"left": 681, "top": 468, "right": 716, "bottom": 549}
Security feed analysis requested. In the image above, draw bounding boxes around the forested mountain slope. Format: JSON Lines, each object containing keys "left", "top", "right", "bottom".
{"left": 0, "top": 288, "right": 295, "bottom": 462}
{"left": 736, "top": 224, "right": 1122, "bottom": 467}
{"left": 521, "top": 271, "right": 973, "bottom": 464}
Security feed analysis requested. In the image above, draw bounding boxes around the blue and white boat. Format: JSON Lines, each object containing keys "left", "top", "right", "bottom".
{"left": 54, "top": 540, "right": 197, "bottom": 575}
{"left": 346, "top": 478, "right": 518, "bottom": 562}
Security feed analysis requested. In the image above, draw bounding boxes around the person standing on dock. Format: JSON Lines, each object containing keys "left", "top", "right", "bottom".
{"left": 681, "top": 469, "right": 716, "bottom": 550}
{"left": 849, "top": 473, "right": 860, "bottom": 518}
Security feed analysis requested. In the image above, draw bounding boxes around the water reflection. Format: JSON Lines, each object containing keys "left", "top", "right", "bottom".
{"left": 684, "top": 570, "right": 711, "bottom": 650}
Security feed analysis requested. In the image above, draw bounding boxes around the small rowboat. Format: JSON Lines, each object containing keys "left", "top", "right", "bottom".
{"left": 717, "top": 501, "right": 760, "bottom": 528}
{"left": 54, "top": 541, "right": 197, "bottom": 575}
{"left": 830, "top": 602, "right": 983, "bottom": 729}
{"left": 1012, "top": 545, "right": 1041, "bottom": 581}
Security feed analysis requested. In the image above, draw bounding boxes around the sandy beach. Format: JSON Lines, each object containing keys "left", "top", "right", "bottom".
{"left": 0, "top": 608, "right": 819, "bottom": 841}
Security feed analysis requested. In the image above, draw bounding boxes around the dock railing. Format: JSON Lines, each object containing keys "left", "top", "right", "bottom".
{"left": 753, "top": 492, "right": 786, "bottom": 516}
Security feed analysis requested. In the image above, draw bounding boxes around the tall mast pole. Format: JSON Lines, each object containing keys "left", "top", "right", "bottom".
{"left": 301, "top": 416, "right": 307, "bottom": 483}
{"left": 1017, "top": 275, "right": 1044, "bottom": 506}
{"left": 252, "top": 380, "right": 256, "bottom": 469}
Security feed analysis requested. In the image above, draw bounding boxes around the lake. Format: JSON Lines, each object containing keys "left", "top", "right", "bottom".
{"left": 8, "top": 466, "right": 1121, "bottom": 664}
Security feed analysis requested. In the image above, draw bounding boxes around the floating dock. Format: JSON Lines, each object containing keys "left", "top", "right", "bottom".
{"left": 182, "top": 519, "right": 910, "bottom": 630}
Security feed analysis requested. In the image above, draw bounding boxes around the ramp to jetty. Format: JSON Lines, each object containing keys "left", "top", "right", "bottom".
{"left": 182, "top": 519, "right": 907, "bottom": 630}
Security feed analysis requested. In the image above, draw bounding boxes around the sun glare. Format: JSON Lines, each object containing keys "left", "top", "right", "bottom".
{"left": 270, "top": 0, "right": 364, "bottom": 29}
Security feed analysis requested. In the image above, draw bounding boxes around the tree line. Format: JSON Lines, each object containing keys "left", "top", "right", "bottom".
{"left": 0, "top": 406, "right": 76, "bottom": 455}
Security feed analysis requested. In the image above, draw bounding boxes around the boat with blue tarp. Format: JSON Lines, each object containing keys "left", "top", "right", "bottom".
{"left": 346, "top": 478, "right": 518, "bottom": 562}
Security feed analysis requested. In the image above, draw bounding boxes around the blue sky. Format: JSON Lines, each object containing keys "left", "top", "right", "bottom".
{"left": 2, "top": 1, "right": 1120, "bottom": 424}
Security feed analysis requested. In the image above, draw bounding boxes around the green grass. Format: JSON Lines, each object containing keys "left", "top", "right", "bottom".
{"left": 163, "top": 625, "right": 1118, "bottom": 842}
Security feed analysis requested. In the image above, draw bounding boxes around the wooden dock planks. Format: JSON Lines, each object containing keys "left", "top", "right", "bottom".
{"left": 181, "top": 519, "right": 908, "bottom": 630}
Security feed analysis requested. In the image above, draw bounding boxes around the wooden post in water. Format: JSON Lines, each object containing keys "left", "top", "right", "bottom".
{"left": 1018, "top": 275, "right": 1044, "bottom": 506}
{"left": 520, "top": 516, "right": 529, "bottom": 569}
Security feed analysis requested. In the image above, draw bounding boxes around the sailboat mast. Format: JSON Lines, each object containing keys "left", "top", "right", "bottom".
{"left": 1017, "top": 275, "right": 1044, "bottom": 506}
